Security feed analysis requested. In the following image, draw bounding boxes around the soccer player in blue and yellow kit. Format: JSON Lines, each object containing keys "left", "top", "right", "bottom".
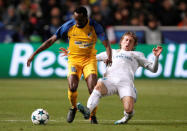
{"left": 27, "top": 6, "right": 112, "bottom": 124}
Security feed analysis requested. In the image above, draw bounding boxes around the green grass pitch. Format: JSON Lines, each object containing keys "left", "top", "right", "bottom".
{"left": 0, "top": 79, "right": 187, "bottom": 131}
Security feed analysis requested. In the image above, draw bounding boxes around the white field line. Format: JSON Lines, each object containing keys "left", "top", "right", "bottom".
{"left": 0, "top": 119, "right": 187, "bottom": 123}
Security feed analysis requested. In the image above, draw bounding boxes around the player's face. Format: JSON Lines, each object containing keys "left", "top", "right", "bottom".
{"left": 121, "top": 35, "right": 135, "bottom": 51}
{"left": 74, "top": 12, "right": 87, "bottom": 28}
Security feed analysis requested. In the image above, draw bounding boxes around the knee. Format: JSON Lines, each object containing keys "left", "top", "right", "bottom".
{"left": 69, "top": 82, "right": 78, "bottom": 92}
{"left": 94, "top": 82, "right": 107, "bottom": 95}
{"left": 94, "top": 82, "right": 102, "bottom": 92}
{"left": 68, "top": 75, "right": 78, "bottom": 92}
{"left": 87, "top": 75, "right": 97, "bottom": 93}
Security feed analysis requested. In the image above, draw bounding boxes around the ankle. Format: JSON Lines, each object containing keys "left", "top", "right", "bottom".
{"left": 124, "top": 110, "right": 134, "bottom": 117}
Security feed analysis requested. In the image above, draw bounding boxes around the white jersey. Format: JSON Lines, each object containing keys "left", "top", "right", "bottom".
{"left": 96, "top": 49, "right": 157, "bottom": 87}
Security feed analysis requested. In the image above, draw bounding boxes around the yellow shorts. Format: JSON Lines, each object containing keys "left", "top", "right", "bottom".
{"left": 68, "top": 56, "right": 97, "bottom": 79}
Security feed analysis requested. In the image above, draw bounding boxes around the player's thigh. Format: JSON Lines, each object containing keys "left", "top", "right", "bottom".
{"left": 118, "top": 85, "right": 137, "bottom": 101}
{"left": 98, "top": 78, "right": 118, "bottom": 96}
{"left": 83, "top": 58, "right": 97, "bottom": 79}
{"left": 68, "top": 62, "right": 82, "bottom": 79}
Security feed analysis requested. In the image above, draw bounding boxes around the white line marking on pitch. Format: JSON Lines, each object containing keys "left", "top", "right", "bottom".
{"left": 0, "top": 119, "right": 187, "bottom": 123}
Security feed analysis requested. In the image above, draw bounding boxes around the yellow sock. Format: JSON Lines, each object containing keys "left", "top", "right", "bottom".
{"left": 68, "top": 89, "right": 78, "bottom": 109}
{"left": 91, "top": 107, "right": 98, "bottom": 117}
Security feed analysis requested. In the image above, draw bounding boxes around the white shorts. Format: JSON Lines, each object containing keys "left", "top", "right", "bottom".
{"left": 99, "top": 77, "right": 137, "bottom": 102}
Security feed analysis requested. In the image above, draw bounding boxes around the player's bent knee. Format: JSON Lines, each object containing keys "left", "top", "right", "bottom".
{"left": 95, "top": 82, "right": 107, "bottom": 95}
{"left": 68, "top": 75, "right": 79, "bottom": 92}
{"left": 94, "top": 84, "right": 101, "bottom": 91}
{"left": 69, "top": 83, "right": 78, "bottom": 92}
{"left": 86, "top": 74, "right": 97, "bottom": 92}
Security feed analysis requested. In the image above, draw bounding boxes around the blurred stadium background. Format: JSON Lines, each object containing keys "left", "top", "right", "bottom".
{"left": 0, "top": 0, "right": 187, "bottom": 131}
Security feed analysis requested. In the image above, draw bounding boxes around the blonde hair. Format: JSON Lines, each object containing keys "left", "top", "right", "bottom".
{"left": 119, "top": 31, "right": 138, "bottom": 50}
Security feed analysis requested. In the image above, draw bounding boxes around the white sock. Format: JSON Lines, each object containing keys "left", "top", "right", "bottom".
{"left": 87, "top": 89, "right": 101, "bottom": 112}
{"left": 124, "top": 110, "right": 134, "bottom": 118}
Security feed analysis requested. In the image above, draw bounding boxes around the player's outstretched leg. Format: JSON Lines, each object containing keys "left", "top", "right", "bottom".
{"left": 77, "top": 102, "right": 90, "bottom": 119}
{"left": 114, "top": 111, "right": 134, "bottom": 125}
{"left": 87, "top": 88, "right": 102, "bottom": 124}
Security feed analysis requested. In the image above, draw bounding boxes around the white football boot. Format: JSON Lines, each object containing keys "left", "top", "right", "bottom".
{"left": 114, "top": 111, "right": 134, "bottom": 125}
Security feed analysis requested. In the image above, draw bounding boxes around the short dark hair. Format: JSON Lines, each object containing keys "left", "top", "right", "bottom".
{"left": 74, "top": 6, "right": 88, "bottom": 17}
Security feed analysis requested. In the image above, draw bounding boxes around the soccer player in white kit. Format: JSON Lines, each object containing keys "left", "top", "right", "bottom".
{"left": 76, "top": 31, "right": 163, "bottom": 124}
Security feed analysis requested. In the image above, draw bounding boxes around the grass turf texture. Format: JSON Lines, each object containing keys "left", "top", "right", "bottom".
{"left": 0, "top": 79, "right": 187, "bottom": 131}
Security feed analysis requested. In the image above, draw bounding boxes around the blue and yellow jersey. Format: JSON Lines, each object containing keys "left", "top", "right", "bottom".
{"left": 55, "top": 18, "right": 107, "bottom": 57}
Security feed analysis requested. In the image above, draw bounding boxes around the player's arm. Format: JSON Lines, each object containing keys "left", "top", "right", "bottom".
{"left": 96, "top": 51, "right": 108, "bottom": 61}
{"left": 27, "top": 35, "right": 57, "bottom": 67}
{"left": 92, "top": 19, "right": 112, "bottom": 66}
{"left": 148, "top": 46, "right": 163, "bottom": 72}
{"left": 102, "top": 40, "right": 112, "bottom": 66}
{"left": 147, "top": 56, "right": 159, "bottom": 73}
{"left": 139, "top": 46, "right": 163, "bottom": 73}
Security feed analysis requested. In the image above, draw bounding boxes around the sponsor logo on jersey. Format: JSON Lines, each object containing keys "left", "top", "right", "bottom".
{"left": 74, "top": 41, "right": 93, "bottom": 48}
{"left": 116, "top": 54, "right": 133, "bottom": 61}
{"left": 75, "top": 41, "right": 82, "bottom": 45}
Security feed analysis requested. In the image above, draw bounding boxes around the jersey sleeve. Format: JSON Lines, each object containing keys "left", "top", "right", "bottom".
{"left": 55, "top": 19, "right": 75, "bottom": 39}
{"left": 96, "top": 51, "right": 107, "bottom": 61}
{"left": 136, "top": 52, "right": 159, "bottom": 73}
{"left": 90, "top": 19, "right": 107, "bottom": 41}
{"left": 136, "top": 52, "right": 152, "bottom": 68}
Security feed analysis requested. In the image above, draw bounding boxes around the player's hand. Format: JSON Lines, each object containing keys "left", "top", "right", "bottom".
{"left": 59, "top": 47, "right": 69, "bottom": 56}
{"left": 27, "top": 55, "right": 34, "bottom": 67}
{"left": 153, "top": 46, "right": 163, "bottom": 57}
{"left": 104, "top": 58, "right": 112, "bottom": 67}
